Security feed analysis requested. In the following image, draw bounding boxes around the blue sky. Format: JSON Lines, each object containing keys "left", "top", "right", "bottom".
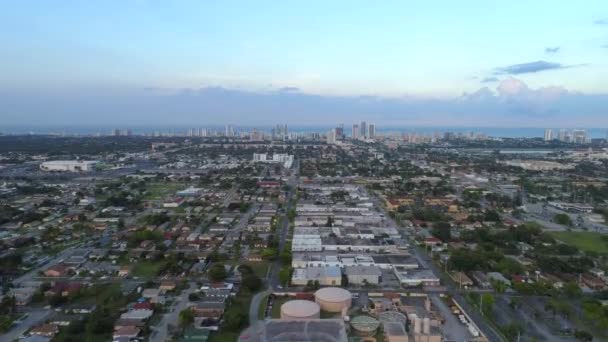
{"left": 1, "top": 1, "right": 607, "bottom": 126}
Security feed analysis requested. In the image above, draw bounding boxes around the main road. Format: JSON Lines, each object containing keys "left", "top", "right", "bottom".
{"left": 366, "top": 188, "right": 505, "bottom": 342}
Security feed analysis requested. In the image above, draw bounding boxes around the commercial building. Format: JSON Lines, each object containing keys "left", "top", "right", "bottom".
{"left": 40, "top": 160, "right": 99, "bottom": 172}
{"left": 368, "top": 123, "right": 376, "bottom": 139}
{"left": 344, "top": 265, "right": 382, "bottom": 285}
{"left": 352, "top": 124, "right": 360, "bottom": 139}
{"left": 291, "top": 266, "right": 342, "bottom": 286}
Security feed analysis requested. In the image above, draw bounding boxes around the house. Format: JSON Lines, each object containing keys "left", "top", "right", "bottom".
{"left": 63, "top": 303, "right": 97, "bottom": 314}
{"left": 192, "top": 302, "right": 225, "bottom": 320}
{"left": 48, "top": 312, "right": 82, "bottom": 327}
{"left": 114, "top": 319, "right": 146, "bottom": 330}
{"left": 44, "top": 264, "right": 72, "bottom": 277}
{"left": 486, "top": 272, "right": 511, "bottom": 286}
{"left": 113, "top": 326, "right": 141, "bottom": 340}
{"left": 133, "top": 301, "right": 154, "bottom": 310}
{"left": 159, "top": 280, "right": 177, "bottom": 292}
{"left": 10, "top": 286, "right": 39, "bottom": 306}
{"left": 120, "top": 309, "right": 154, "bottom": 320}
{"left": 118, "top": 266, "right": 132, "bottom": 277}
{"left": 29, "top": 324, "right": 59, "bottom": 337}
{"left": 581, "top": 274, "right": 606, "bottom": 290}
{"left": 142, "top": 288, "right": 162, "bottom": 299}
{"left": 423, "top": 237, "right": 442, "bottom": 247}
{"left": 45, "top": 282, "right": 83, "bottom": 297}
{"left": 450, "top": 272, "right": 473, "bottom": 287}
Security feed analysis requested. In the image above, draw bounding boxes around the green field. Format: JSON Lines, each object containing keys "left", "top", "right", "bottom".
{"left": 271, "top": 296, "right": 290, "bottom": 318}
{"left": 143, "top": 182, "right": 185, "bottom": 200}
{"left": 550, "top": 231, "right": 608, "bottom": 253}
{"left": 132, "top": 260, "right": 166, "bottom": 278}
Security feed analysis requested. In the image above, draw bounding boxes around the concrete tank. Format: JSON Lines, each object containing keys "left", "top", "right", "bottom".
{"left": 314, "top": 287, "right": 352, "bottom": 313}
{"left": 280, "top": 300, "right": 321, "bottom": 320}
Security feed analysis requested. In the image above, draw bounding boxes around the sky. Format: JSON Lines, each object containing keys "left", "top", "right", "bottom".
{"left": 1, "top": 1, "right": 607, "bottom": 127}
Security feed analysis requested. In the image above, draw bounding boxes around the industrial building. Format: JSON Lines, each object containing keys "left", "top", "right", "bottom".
{"left": 40, "top": 160, "right": 99, "bottom": 172}
{"left": 344, "top": 265, "right": 382, "bottom": 285}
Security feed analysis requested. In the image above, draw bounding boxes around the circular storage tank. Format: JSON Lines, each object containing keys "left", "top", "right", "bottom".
{"left": 314, "top": 287, "right": 352, "bottom": 313}
{"left": 351, "top": 315, "right": 380, "bottom": 336}
{"left": 280, "top": 300, "right": 321, "bottom": 320}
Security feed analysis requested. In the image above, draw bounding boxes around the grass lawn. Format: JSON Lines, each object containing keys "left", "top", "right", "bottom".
{"left": 209, "top": 331, "right": 239, "bottom": 342}
{"left": 258, "top": 293, "right": 269, "bottom": 319}
{"left": 271, "top": 296, "right": 290, "bottom": 318}
{"left": 549, "top": 231, "right": 608, "bottom": 253}
{"left": 143, "top": 182, "right": 185, "bottom": 200}
{"left": 245, "top": 262, "right": 270, "bottom": 278}
{"left": 320, "top": 310, "right": 338, "bottom": 319}
{"left": 132, "top": 260, "right": 166, "bottom": 278}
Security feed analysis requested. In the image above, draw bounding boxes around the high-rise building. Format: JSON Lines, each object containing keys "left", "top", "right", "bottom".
{"left": 544, "top": 129, "right": 553, "bottom": 141}
{"left": 572, "top": 129, "right": 587, "bottom": 144}
{"left": 225, "top": 124, "right": 234, "bottom": 137}
{"left": 558, "top": 129, "right": 568, "bottom": 142}
{"left": 335, "top": 124, "right": 344, "bottom": 140}
{"left": 326, "top": 129, "right": 337, "bottom": 144}
{"left": 368, "top": 123, "right": 376, "bottom": 139}
{"left": 352, "top": 124, "right": 359, "bottom": 139}
{"left": 360, "top": 121, "right": 367, "bottom": 138}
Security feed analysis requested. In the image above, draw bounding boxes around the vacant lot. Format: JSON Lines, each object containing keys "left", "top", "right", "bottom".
{"left": 550, "top": 231, "right": 608, "bottom": 253}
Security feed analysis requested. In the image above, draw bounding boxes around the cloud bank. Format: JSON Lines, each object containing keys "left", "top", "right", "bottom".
{"left": 1, "top": 78, "right": 607, "bottom": 127}
{"left": 494, "top": 60, "right": 574, "bottom": 75}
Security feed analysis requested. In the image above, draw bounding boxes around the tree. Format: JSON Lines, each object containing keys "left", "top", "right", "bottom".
{"left": 562, "top": 281, "right": 582, "bottom": 298}
{"left": 278, "top": 267, "right": 292, "bottom": 286}
{"left": 431, "top": 221, "right": 451, "bottom": 242}
{"left": 554, "top": 213, "right": 573, "bottom": 226}
{"left": 242, "top": 274, "right": 262, "bottom": 292}
{"left": 483, "top": 210, "right": 501, "bottom": 222}
{"left": 208, "top": 263, "right": 228, "bottom": 282}
{"left": 574, "top": 330, "right": 593, "bottom": 342}
{"left": 481, "top": 293, "right": 495, "bottom": 316}
{"left": 223, "top": 310, "right": 247, "bottom": 330}
{"left": 178, "top": 308, "right": 194, "bottom": 327}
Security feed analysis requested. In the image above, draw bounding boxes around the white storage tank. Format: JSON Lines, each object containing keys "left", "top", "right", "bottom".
{"left": 280, "top": 300, "right": 321, "bottom": 320}
{"left": 314, "top": 287, "right": 352, "bottom": 313}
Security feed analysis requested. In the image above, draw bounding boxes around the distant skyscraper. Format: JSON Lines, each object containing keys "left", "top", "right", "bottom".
{"left": 326, "top": 129, "right": 337, "bottom": 144}
{"left": 368, "top": 123, "right": 376, "bottom": 139}
{"left": 352, "top": 124, "right": 359, "bottom": 139}
{"left": 544, "top": 129, "right": 553, "bottom": 141}
{"left": 360, "top": 121, "right": 367, "bottom": 138}
{"left": 225, "top": 124, "right": 235, "bottom": 137}
{"left": 335, "top": 124, "right": 344, "bottom": 140}
{"left": 572, "top": 129, "right": 587, "bottom": 144}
